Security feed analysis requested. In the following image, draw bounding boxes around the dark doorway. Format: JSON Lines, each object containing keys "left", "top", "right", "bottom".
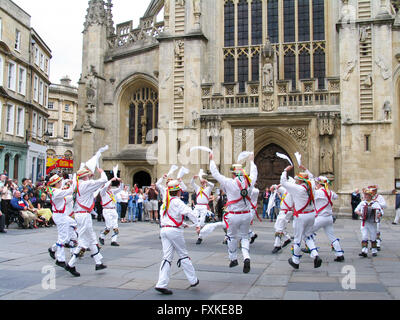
{"left": 133, "top": 171, "right": 152, "bottom": 189}
{"left": 255, "top": 144, "right": 295, "bottom": 192}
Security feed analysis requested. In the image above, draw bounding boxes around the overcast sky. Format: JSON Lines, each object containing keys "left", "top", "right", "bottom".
{"left": 12, "top": 0, "right": 152, "bottom": 86}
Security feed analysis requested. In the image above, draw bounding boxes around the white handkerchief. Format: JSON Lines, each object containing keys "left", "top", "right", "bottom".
{"left": 276, "top": 152, "right": 293, "bottom": 166}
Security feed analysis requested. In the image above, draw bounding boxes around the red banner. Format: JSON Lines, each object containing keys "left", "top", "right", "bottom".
{"left": 46, "top": 158, "right": 74, "bottom": 175}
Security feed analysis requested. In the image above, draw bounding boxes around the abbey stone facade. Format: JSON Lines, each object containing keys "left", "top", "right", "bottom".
{"left": 74, "top": 0, "right": 400, "bottom": 215}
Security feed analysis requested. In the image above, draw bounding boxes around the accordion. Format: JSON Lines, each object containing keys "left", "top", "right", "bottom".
{"left": 362, "top": 203, "right": 379, "bottom": 224}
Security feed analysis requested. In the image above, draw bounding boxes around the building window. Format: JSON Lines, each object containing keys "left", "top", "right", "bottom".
{"left": 13, "top": 155, "right": 19, "bottom": 181}
{"left": 237, "top": 0, "right": 249, "bottom": 47}
{"left": 365, "top": 135, "right": 371, "bottom": 152}
{"left": 35, "top": 47, "right": 39, "bottom": 65}
{"left": 129, "top": 87, "right": 159, "bottom": 145}
{"left": 7, "top": 61, "right": 16, "bottom": 91}
{"left": 32, "top": 112, "right": 37, "bottom": 138}
{"left": 224, "top": 53, "right": 235, "bottom": 83}
{"left": 6, "top": 104, "right": 15, "bottom": 134}
{"left": 251, "top": 52, "right": 260, "bottom": 81}
{"left": 0, "top": 56, "right": 3, "bottom": 87}
{"left": 45, "top": 58, "right": 49, "bottom": 74}
{"left": 16, "top": 107, "right": 24, "bottom": 137}
{"left": 47, "top": 122, "right": 54, "bottom": 137}
{"left": 38, "top": 116, "right": 43, "bottom": 138}
{"left": 313, "top": 0, "right": 325, "bottom": 41}
{"left": 284, "top": 49, "right": 296, "bottom": 90}
{"left": 284, "top": 0, "right": 295, "bottom": 43}
{"left": 64, "top": 124, "right": 70, "bottom": 139}
{"left": 224, "top": 0, "right": 235, "bottom": 47}
{"left": 314, "top": 47, "right": 326, "bottom": 89}
{"left": 251, "top": 0, "right": 263, "bottom": 45}
{"left": 39, "top": 81, "right": 44, "bottom": 105}
{"left": 40, "top": 53, "right": 44, "bottom": 70}
{"left": 33, "top": 76, "right": 39, "bottom": 101}
{"left": 238, "top": 52, "right": 249, "bottom": 93}
{"left": 48, "top": 102, "right": 54, "bottom": 110}
{"left": 268, "top": 0, "right": 279, "bottom": 43}
{"left": 299, "top": 47, "right": 311, "bottom": 79}
{"left": 65, "top": 104, "right": 70, "bottom": 112}
{"left": 4, "top": 154, "right": 10, "bottom": 175}
{"left": 18, "top": 67, "right": 26, "bottom": 95}
{"left": 298, "top": 0, "right": 310, "bottom": 42}
{"left": 15, "top": 29, "right": 21, "bottom": 51}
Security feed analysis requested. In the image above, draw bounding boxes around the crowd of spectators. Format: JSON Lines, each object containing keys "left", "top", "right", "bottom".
{"left": 0, "top": 173, "right": 54, "bottom": 233}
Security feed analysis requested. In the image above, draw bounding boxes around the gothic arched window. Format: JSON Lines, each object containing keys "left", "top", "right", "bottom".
{"left": 224, "top": 0, "right": 235, "bottom": 47}
{"left": 129, "top": 86, "right": 158, "bottom": 145}
{"left": 237, "top": 0, "right": 249, "bottom": 46}
{"left": 251, "top": 0, "right": 263, "bottom": 45}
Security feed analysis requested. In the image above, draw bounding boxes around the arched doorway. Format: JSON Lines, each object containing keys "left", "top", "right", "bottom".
{"left": 133, "top": 171, "right": 152, "bottom": 189}
{"left": 255, "top": 144, "right": 295, "bottom": 192}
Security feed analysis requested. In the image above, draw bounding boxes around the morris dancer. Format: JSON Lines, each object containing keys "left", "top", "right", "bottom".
{"left": 369, "top": 185, "right": 386, "bottom": 251}
{"left": 282, "top": 165, "right": 322, "bottom": 270}
{"left": 65, "top": 167, "right": 108, "bottom": 277}
{"left": 312, "top": 176, "right": 344, "bottom": 262}
{"left": 272, "top": 185, "right": 293, "bottom": 254}
{"left": 98, "top": 177, "right": 123, "bottom": 247}
{"left": 209, "top": 153, "right": 257, "bottom": 274}
{"left": 47, "top": 175, "right": 76, "bottom": 268}
{"left": 155, "top": 180, "right": 200, "bottom": 295}
{"left": 191, "top": 174, "right": 214, "bottom": 245}
{"left": 355, "top": 188, "right": 383, "bottom": 258}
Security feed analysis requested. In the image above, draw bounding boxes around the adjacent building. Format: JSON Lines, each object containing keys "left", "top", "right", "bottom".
{"left": 0, "top": 0, "right": 51, "bottom": 183}
{"left": 46, "top": 76, "right": 78, "bottom": 175}
{"left": 74, "top": 0, "right": 400, "bottom": 215}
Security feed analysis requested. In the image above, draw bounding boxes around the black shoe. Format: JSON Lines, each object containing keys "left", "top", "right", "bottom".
{"left": 48, "top": 248, "right": 55, "bottom": 260}
{"left": 222, "top": 239, "right": 228, "bottom": 245}
{"left": 243, "top": 259, "right": 251, "bottom": 274}
{"left": 392, "top": 222, "right": 398, "bottom": 225}
{"left": 250, "top": 234, "right": 258, "bottom": 244}
{"left": 288, "top": 258, "right": 299, "bottom": 270}
{"left": 155, "top": 287, "right": 173, "bottom": 295}
{"left": 196, "top": 238, "right": 202, "bottom": 245}
{"left": 190, "top": 279, "right": 200, "bottom": 288}
{"left": 272, "top": 247, "right": 282, "bottom": 254}
{"left": 99, "top": 237, "right": 105, "bottom": 245}
{"left": 334, "top": 256, "right": 345, "bottom": 262}
{"left": 314, "top": 256, "right": 322, "bottom": 268}
{"left": 301, "top": 248, "right": 311, "bottom": 254}
{"left": 111, "top": 242, "right": 120, "bottom": 247}
{"left": 282, "top": 239, "right": 292, "bottom": 248}
{"left": 377, "top": 247, "right": 381, "bottom": 252}
{"left": 372, "top": 253, "right": 378, "bottom": 257}
{"left": 0, "top": 230, "right": 7, "bottom": 233}
{"left": 95, "top": 264, "right": 107, "bottom": 271}
{"left": 359, "top": 252, "right": 368, "bottom": 258}
{"left": 55, "top": 260, "right": 66, "bottom": 268}
{"left": 65, "top": 265, "right": 80, "bottom": 277}
{"left": 229, "top": 260, "right": 239, "bottom": 268}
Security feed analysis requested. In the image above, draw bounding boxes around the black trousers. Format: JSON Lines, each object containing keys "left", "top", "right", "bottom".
{"left": 120, "top": 202, "right": 128, "bottom": 219}
{"left": 1, "top": 200, "right": 10, "bottom": 227}
{"left": 0, "top": 213, "right": 5, "bottom": 231}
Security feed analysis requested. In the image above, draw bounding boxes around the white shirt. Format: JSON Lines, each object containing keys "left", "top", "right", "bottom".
{"left": 373, "top": 194, "right": 387, "bottom": 215}
{"left": 191, "top": 178, "right": 214, "bottom": 206}
{"left": 280, "top": 171, "right": 316, "bottom": 215}
{"left": 210, "top": 160, "right": 258, "bottom": 213}
{"left": 99, "top": 181, "right": 123, "bottom": 209}
{"left": 74, "top": 172, "right": 108, "bottom": 212}
{"left": 314, "top": 188, "right": 338, "bottom": 217}
{"left": 160, "top": 197, "right": 197, "bottom": 228}
{"left": 119, "top": 189, "right": 129, "bottom": 203}
{"left": 278, "top": 186, "right": 294, "bottom": 212}
{"left": 50, "top": 186, "right": 74, "bottom": 214}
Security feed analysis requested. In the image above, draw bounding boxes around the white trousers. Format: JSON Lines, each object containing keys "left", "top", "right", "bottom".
{"left": 361, "top": 221, "right": 378, "bottom": 254}
{"left": 273, "top": 211, "right": 292, "bottom": 247}
{"left": 194, "top": 205, "right": 209, "bottom": 228}
{"left": 52, "top": 213, "right": 78, "bottom": 262}
{"left": 156, "top": 228, "right": 198, "bottom": 289}
{"left": 100, "top": 209, "right": 119, "bottom": 243}
{"left": 68, "top": 212, "right": 103, "bottom": 267}
{"left": 395, "top": 208, "right": 400, "bottom": 224}
{"left": 292, "top": 212, "right": 318, "bottom": 264}
{"left": 225, "top": 212, "right": 252, "bottom": 262}
{"left": 312, "top": 215, "right": 344, "bottom": 257}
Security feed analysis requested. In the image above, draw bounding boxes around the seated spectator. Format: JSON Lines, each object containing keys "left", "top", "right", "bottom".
{"left": 36, "top": 193, "right": 53, "bottom": 227}
{"left": 11, "top": 191, "right": 37, "bottom": 229}
{"left": 22, "top": 193, "right": 45, "bottom": 229}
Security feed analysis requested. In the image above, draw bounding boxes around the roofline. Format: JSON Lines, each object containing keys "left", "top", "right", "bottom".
{"left": 8, "top": 0, "right": 31, "bottom": 18}
{"left": 31, "top": 28, "right": 52, "bottom": 56}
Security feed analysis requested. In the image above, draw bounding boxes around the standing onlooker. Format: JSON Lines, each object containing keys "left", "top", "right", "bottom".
{"left": 0, "top": 200, "right": 6, "bottom": 233}
{"left": 119, "top": 185, "right": 129, "bottom": 223}
{"left": 146, "top": 183, "right": 159, "bottom": 223}
{"left": 392, "top": 189, "right": 400, "bottom": 225}
{"left": 127, "top": 189, "right": 137, "bottom": 223}
{"left": 181, "top": 190, "right": 189, "bottom": 205}
{"left": 262, "top": 187, "right": 270, "bottom": 219}
{"left": 351, "top": 189, "right": 362, "bottom": 220}
{"left": 143, "top": 188, "right": 150, "bottom": 222}
{"left": 115, "top": 188, "right": 122, "bottom": 220}
{"left": 216, "top": 189, "right": 227, "bottom": 222}
{"left": 272, "top": 187, "right": 282, "bottom": 222}
{"left": 1, "top": 180, "right": 13, "bottom": 228}
{"left": 137, "top": 189, "right": 144, "bottom": 222}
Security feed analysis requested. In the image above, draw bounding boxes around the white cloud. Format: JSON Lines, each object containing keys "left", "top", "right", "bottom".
{"left": 12, "top": 0, "right": 151, "bottom": 86}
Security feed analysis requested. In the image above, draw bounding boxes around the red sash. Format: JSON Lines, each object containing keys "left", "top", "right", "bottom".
{"left": 51, "top": 198, "right": 66, "bottom": 214}
{"left": 164, "top": 197, "right": 184, "bottom": 228}
{"left": 293, "top": 185, "right": 314, "bottom": 218}
{"left": 101, "top": 192, "right": 115, "bottom": 208}
{"left": 196, "top": 190, "right": 210, "bottom": 210}
{"left": 76, "top": 198, "right": 95, "bottom": 213}
{"left": 316, "top": 189, "right": 333, "bottom": 216}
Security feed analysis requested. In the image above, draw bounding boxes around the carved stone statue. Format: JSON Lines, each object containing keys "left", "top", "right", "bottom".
{"left": 359, "top": 26, "right": 369, "bottom": 43}
{"left": 262, "top": 62, "right": 274, "bottom": 89}
{"left": 141, "top": 116, "right": 147, "bottom": 145}
{"left": 375, "top": 57, "right": 391, "bottom": 80}
{"left": 320, "top": 137, "right": 334, "bottom": 175}
{"left": 383, "top": 100, "right": 392, "bottom": 120}
{"left": 362, "top": 73, "right": 373, "bottom": 88}
{"left": 343, "top": 59, "right": 357, "bottom": 81}
{"left": 176, "top": 0, "right": 185, "bottom": 7}
{"left": 175, "top": 40, "right": 184, "bottom": 60}
{"left": 177, "top": 85, "right": 184, "bottom": 98}
{"left": 193, "top": 0, "right": 201, "bottom": 14}
{"left": 340, "top": 0, "right": 356, "bottom": 24}
{"left": 262, "top": 94, "right": 274, "bottom": 112}
{"left": 164, "top": 0, "right": 170, "bottom": 16}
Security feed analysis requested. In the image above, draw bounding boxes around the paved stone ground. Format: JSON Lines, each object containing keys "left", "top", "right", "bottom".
{"left": 0, "top": 217, "right": 399, "bottom": 300}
